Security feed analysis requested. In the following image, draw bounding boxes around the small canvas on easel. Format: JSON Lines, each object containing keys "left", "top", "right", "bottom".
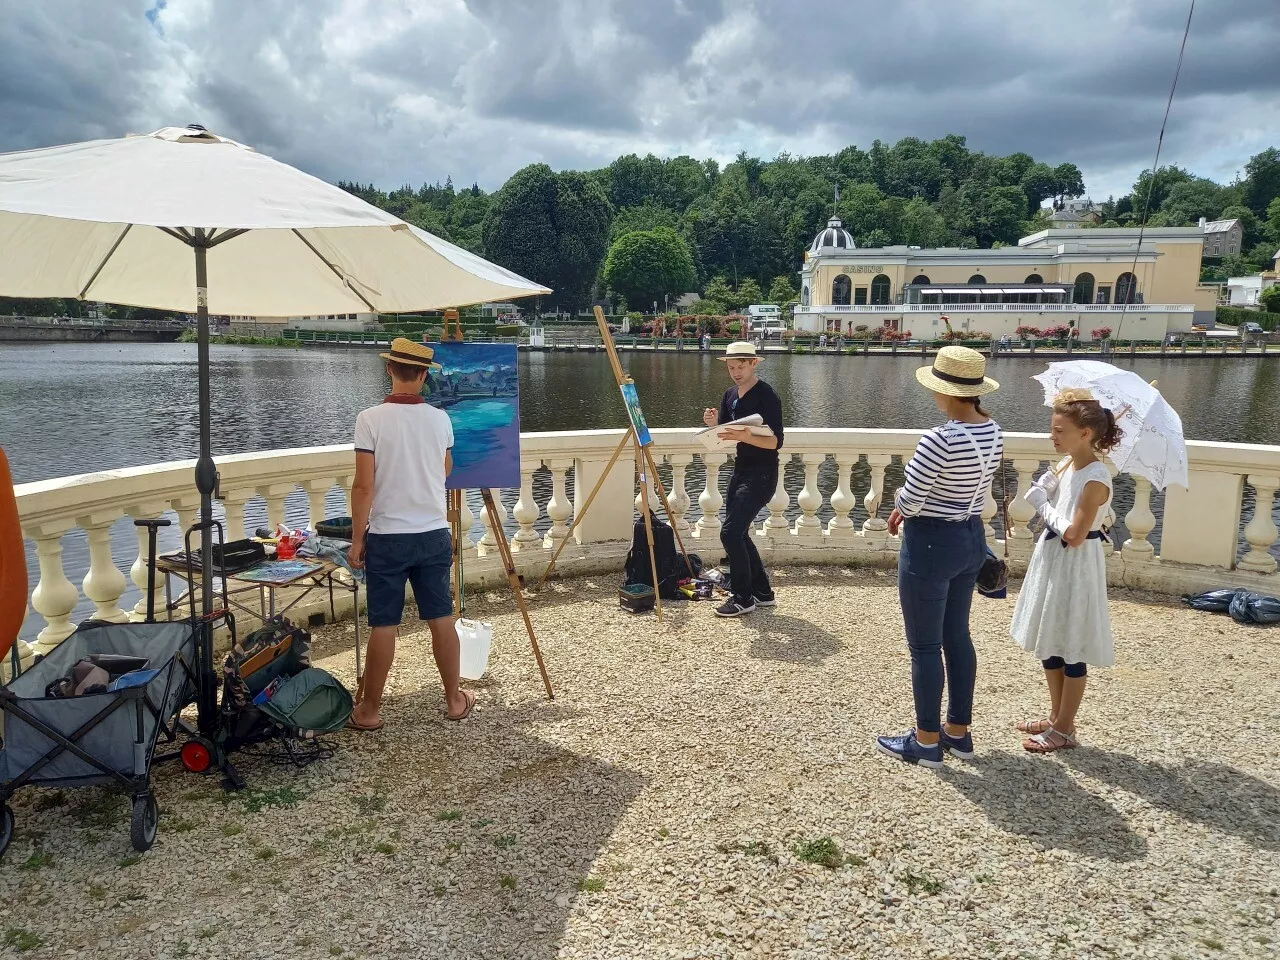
{"left": 426, "top": 342, "right": 521, "bottom": 490}
{"left": 620, "top": 381, "right": 653, "bottom": 447}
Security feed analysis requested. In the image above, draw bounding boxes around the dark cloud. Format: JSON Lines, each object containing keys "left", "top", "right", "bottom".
{"left": 0, "top": 0, "right": 1276, "bottom": 201}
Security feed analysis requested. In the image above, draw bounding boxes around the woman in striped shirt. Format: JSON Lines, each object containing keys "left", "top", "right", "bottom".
{"left": 877, "top": 347, "right": 1003, "bottom": 770}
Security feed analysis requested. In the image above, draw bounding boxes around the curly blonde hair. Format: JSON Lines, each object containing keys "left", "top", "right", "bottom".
{"left": 1052, "top": 389, "right": 1123, "bottom": 453}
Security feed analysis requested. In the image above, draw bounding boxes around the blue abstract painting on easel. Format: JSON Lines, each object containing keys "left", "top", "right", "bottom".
{"left": 426, "top": 342, "right": 521, "bottom": 490}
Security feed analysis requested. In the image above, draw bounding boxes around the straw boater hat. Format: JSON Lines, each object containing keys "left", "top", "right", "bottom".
{"left": 379, "top": 337, "right": 441, "bottom": 370}
{"left": 717, "top": 341, "right": 761, "bottom": 362}
{"left": 915, "top": 345, "right": 999, "bottom": 397}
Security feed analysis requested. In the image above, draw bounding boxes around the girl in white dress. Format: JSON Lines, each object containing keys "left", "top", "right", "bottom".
{"left": 1010, "top": 389, "right": 1123, "bottom": 754}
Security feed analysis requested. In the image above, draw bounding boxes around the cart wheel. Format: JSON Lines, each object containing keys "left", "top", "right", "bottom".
{"left": 130, "top": 792, "right": 158, "bottom": 852}
{"left": 0, "top": 805, "right": 13, "bottom": 858}
{"left": 180, "top": 738, "right": 213, "bottom": 773}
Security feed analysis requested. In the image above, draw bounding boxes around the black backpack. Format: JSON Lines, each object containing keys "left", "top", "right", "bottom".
{"left": 623, "top": 518, "right": 701, "bottom": 599}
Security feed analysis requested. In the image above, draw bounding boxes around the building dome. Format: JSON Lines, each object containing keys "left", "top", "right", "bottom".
{"left": 810, "top": 216, "right": 855, "bottom": 253}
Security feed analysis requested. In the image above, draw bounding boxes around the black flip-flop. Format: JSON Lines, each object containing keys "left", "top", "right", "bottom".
{"left": 345, "top": 716, "right": 385, "bottom": 732}
{"left": 446, "top": 690, "right": 476, "bottom": 722}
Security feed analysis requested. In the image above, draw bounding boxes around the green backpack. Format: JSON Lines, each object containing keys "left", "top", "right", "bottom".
{"left": 258, "top": 667, "right": 353, "bottom": 735}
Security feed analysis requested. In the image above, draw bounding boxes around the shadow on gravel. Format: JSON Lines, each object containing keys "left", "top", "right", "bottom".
{"left": 746, "top": 613, "right": 844, "bottom": 666}
{"left": 1064, "top": 750, "right": 1280, "bottom": 852}
{"left": 940, "top": 750, "right": 1149, "bottom": 862}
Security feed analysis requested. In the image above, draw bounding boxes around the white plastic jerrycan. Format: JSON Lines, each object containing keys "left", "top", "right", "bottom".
{"left": 456, "top": 618, "right": 493, "bottom": 681}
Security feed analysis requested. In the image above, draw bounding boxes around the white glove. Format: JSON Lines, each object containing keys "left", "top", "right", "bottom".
{"left": 1023, "top": 484, "right": 1049, "bottom": 510}
{"left": 1035, "top": 469, "right": 1061, "bottom": 499}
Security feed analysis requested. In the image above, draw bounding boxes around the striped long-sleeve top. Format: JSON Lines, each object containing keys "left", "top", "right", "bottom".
{"left": 895, "top": 419, "right": 1004, "bottom": 520}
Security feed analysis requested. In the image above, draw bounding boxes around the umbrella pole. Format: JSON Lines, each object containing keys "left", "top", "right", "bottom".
{"left": 193, "top": 234, "right": 218, "bottom": 736}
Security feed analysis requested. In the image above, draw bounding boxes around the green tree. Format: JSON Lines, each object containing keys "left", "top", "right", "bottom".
{"left": 734, "top": 277, "right": 763, "bottom": 307}
{"left": 1244, "top": 147, "right": 1280, "bottom": 217}
{"left": 481, "top": 164, "right": 613, "bottom": 313}
{"left": 1260, "top": 285, "right": 1280, "bottom": 313}
{"left": 767, "top": 275, "right": 797, "bottom": 305}
{"left": 703, "top": 275, "right": 734, "bottom": 307}
{"left": 609, "top": 198, "right": 680, "bottom": 242}
{"left": 600, "top": 228, "right": 696, "bottom": 313}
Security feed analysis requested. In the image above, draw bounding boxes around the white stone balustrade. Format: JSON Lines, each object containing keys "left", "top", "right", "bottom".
{"left": 15, "top": 430, "right": 1280, "bottom": 658}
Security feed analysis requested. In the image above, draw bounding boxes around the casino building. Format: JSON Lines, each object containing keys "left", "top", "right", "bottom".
{"left": 794, "top": 217, "right": 1219, "bottom": 340}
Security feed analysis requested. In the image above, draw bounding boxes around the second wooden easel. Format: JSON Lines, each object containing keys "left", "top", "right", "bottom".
{"left": 534, "top": 306, "right": 694, "bottom": 618}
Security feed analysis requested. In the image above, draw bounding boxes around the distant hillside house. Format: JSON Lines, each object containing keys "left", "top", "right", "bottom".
{"left": 1049, "top": 198, "right": 1101, "bottom": 225}
{"left": 1201, "top": 218, "right": 1242, "bottom": 259}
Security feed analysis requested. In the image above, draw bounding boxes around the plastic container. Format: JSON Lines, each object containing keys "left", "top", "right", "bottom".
{"left": 457, "top": 619, "right": 493, "bottom": 681}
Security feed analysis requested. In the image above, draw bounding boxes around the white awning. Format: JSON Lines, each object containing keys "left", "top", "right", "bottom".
{"left": 942, "top": 288, "right": 973, "bottom": 294}
{"left": 1039, "top": 286, "right": 1070, "bottom": 293}
{"left": 920, "top": 288, "right": 942, "bottom": 294}
{"left": 1000, "top": 288, "right": 1026, "bottom": 294}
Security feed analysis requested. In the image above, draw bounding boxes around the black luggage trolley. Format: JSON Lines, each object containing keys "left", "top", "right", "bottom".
{"left": 0, "top": 518, "right": 231, "bottom": 855}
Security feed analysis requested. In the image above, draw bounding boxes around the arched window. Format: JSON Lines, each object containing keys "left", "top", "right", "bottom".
{"left": 911, "top": 274, "right": 931, "bottom": 285}
{"left": 1116, "top": 272, "right": 1138, "bottom": 304}
{"left": 870, "top": 274, "right": 891, "bottom": 306}
{"left": 801, "top": 283, "right": 810, "bottom": 307}
{"left": 832, "top": 275, "right": 851, "bottom": 306}
{"left": 1072, "top": 272, "right": 1095, "bottom": 304}
{"left": 968, "top": 274, "right": 986, "bottom": 284}
{"left": 1024, "top": 273, "right": 1043, "bottom": 284}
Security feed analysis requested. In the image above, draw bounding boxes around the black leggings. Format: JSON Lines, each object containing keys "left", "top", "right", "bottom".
{"left": 1042, "top": 657, "right": 1087, "bottom": 678}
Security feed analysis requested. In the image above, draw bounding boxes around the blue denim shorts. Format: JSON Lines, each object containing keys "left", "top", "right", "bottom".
{"left": 364, "top": 529, "right": 453, "bottom": 627}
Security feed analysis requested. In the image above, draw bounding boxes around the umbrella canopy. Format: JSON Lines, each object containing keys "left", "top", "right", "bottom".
{"left": 1032, "top": 360, "right": 1188, "bottom": 490}
{"left": 0, "top": 125, "right": 550, "bottom": 313}
{"left": 0, "top": 124, "right": 549, "bottom": 736}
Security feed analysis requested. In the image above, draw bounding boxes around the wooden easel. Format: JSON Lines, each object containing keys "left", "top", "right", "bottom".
{"left": 534, "top": 306, "right": 694, "bottom": 619}
{"left": 442, "top": 321, "right": 554, "bottom": 700}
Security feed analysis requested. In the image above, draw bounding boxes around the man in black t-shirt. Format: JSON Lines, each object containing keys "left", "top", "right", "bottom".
{"left": 701, "top": 341, "right": 785, "bottom": 617}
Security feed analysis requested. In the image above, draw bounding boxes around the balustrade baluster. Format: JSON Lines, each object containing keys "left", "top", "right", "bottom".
{"left": 761, "top": 468, "right": 791, "bottom": 539}
{"left": 1122, "top": 477, "right": 1156, "bottom": 559}
{"left": 127, "top": 501, "right": 171, "bottom": 621}
{"left": 510, "top": 467, "right": 541, "bottom": 551}
{"left": 793, "top": 454, "right": 825, "bottom": 538}
{"left": 1006, "top": 460, "right": 1041, "bottom": 548}
{"left": 257, "top": 482, "right": 295, "bottom": 533}
{"left": 1238, "top": 475, "right": 1279, "bottom": 573}
{"left": 543, "top": 459, "right": 574, "bottom": 548}
{"left": 479, "top": 491, "right": 509, "bottom": 555}
{"left": 338, "top": 475, "right": 354, "bottom": 514}
{"left": 171, "top": 496, "right": 200, "bottom": 535}
{"left": 827, "top": 454, "right": 857, "bottom": 538}
{"left": 695, "top": 453, "right": 727, "bottom": 539}
{"left": 304, "top": 478, "right": 335, "bottom": 529}
{"left": 78, "top": 510, "right": 130, "bottom": 624}
{"left": 220, "top": 489, "right": 254, "bottom": 542}
{"left": 666, "top": 454, "right": 693, "bottom": 536}
{"left": 862, "top": 454, "right": 891, "bottom": 543}
{"left": 458, "top": 492, "right": 478, "bottom": 555}
{"left": 26, "top": 521, "right": 79, "bottom": 651}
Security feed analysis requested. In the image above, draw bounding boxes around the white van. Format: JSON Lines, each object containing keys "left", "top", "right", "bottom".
{"left": 747, "top": 304, "right": 785, "bottom": 336}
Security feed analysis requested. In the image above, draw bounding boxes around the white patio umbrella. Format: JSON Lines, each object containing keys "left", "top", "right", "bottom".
{"left": 0, "top": 124, "right": 550, "bottom": 731}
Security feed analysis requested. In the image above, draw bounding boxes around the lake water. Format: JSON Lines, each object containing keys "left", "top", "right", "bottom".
{"left": 4, "top": 342, "right": 1279, "bottom": 637}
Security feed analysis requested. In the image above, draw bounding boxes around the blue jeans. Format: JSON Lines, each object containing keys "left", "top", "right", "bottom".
{"left": 720, "top": 466, "right": 777, "bottom": 603}
{"left": 364, "top": 529, "right": 453, "bottom": 627}
{"left": 898, "top": 515, "right": 986, "bottom": 732}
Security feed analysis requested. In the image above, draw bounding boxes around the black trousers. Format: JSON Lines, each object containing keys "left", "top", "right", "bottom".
{"left": 720, "top": 464, "right": 778, "bottom": 603}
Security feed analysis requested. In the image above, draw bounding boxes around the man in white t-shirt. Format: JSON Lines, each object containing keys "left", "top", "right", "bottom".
{"left": 347, "top": 338, "right": 474, "bottom": 729}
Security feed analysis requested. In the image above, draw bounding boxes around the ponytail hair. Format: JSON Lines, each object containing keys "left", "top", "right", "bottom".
{"left": 1053, "top": 389, "right": 1123, "bottom": 453}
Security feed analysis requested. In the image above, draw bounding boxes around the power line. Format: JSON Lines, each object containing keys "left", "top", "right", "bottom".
{"left": 1115, "top": 0, "right": 1195, "bottom": 340}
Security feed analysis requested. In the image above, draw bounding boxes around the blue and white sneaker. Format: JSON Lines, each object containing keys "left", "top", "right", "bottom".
{"left": 875, "top": 730, "right": 944, "bottom": 770}
{"left": 939, "top": 728, "right": 975, "bottom": 760}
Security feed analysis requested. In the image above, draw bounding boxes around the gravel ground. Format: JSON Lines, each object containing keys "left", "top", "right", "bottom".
{"left": 1, "top": 566, "right": 1277, "bottom": 960}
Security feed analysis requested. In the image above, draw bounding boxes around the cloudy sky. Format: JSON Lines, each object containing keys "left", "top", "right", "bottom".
{"left": 1, "top": 0, "right": 1277, "bottom": 204}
